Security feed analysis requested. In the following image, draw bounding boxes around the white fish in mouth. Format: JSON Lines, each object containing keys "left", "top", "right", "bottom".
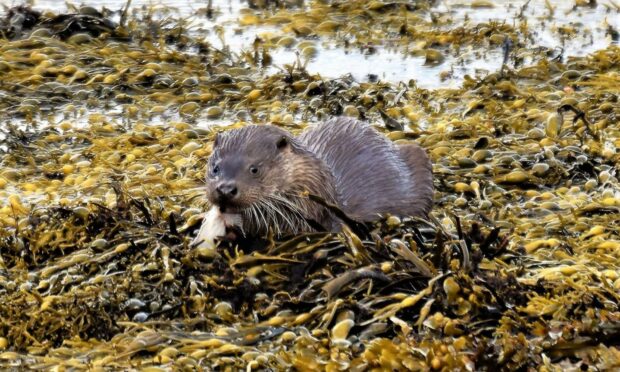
{"left": 191, "top": 206, "right": 243, "bottom": 250}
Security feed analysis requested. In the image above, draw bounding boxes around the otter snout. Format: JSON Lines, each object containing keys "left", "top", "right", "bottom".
{"left": 216, "top": 181, "right": 238, "bottom": 200}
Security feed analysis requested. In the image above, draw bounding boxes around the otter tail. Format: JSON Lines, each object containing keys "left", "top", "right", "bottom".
{"left": 398, "top": 143, "right": 434, "bottom": 217}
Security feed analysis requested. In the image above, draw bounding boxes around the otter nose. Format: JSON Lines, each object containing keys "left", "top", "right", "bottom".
{"left": 216, "top": 182, "right": 238, "bottom": 199}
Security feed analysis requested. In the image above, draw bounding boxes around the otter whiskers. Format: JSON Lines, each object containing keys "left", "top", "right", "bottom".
{"left": 241, "top": 193, "right": 313, "bottom": 237}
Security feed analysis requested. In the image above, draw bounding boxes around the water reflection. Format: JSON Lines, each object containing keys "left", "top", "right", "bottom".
{"left": 31, "top": 0, "right": 619, "bottom": 89}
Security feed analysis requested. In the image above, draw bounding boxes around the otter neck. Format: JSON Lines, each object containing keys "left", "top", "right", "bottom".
{"left": 281, "top": 148, "right": 339, "bottom": 231}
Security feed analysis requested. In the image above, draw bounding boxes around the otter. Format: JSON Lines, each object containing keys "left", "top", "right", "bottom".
{"left": 193, "top": 117, "right": 433, "bottom": 246}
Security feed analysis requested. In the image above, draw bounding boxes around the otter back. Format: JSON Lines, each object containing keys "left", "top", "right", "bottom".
{"left": 298, "top": 117, "right": 433, "bottom": 221}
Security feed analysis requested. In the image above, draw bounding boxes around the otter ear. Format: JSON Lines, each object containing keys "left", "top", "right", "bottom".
{"left": 276, "top": 136, "right": 288, "bottom": 150}
{"left": 213, "top": 132, "right": 220, "bottom": 147}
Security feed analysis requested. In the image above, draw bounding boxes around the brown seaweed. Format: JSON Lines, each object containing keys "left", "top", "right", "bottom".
{"left": 0, "top": 1, "right": 619, "bottom": 370}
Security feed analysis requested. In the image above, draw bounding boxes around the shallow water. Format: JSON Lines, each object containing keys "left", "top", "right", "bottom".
{"left": 33, "top": 0, "right": 620, "bottom": 88}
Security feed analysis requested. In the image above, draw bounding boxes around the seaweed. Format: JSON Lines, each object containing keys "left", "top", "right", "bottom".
{"left": 0, "top": 1, "right": 619, "bottom": 370}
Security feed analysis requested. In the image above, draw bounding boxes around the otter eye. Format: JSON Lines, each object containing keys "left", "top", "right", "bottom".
{"left": 249, "top": 165, "right": 259, "bottom": 175}
{"left": 277, "top": 136, "right": 288, "bottom": 150}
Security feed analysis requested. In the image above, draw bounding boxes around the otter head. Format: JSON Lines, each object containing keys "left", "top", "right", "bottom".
{"left": 205, "top": 125, "right": 295, "bottom": 214}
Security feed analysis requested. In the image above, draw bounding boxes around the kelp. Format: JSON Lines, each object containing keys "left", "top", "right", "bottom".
{"left": 0, "top": 1, "right": 619, "bottom": 370}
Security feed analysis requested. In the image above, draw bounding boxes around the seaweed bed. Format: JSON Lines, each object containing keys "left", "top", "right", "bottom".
{"left": 0, "top": 0, "right": 619, "bottom": 370}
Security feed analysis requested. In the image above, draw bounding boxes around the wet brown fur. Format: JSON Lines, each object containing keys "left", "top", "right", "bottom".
{"left": 206, "top": 117, "right": 433, "bottom": 236}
